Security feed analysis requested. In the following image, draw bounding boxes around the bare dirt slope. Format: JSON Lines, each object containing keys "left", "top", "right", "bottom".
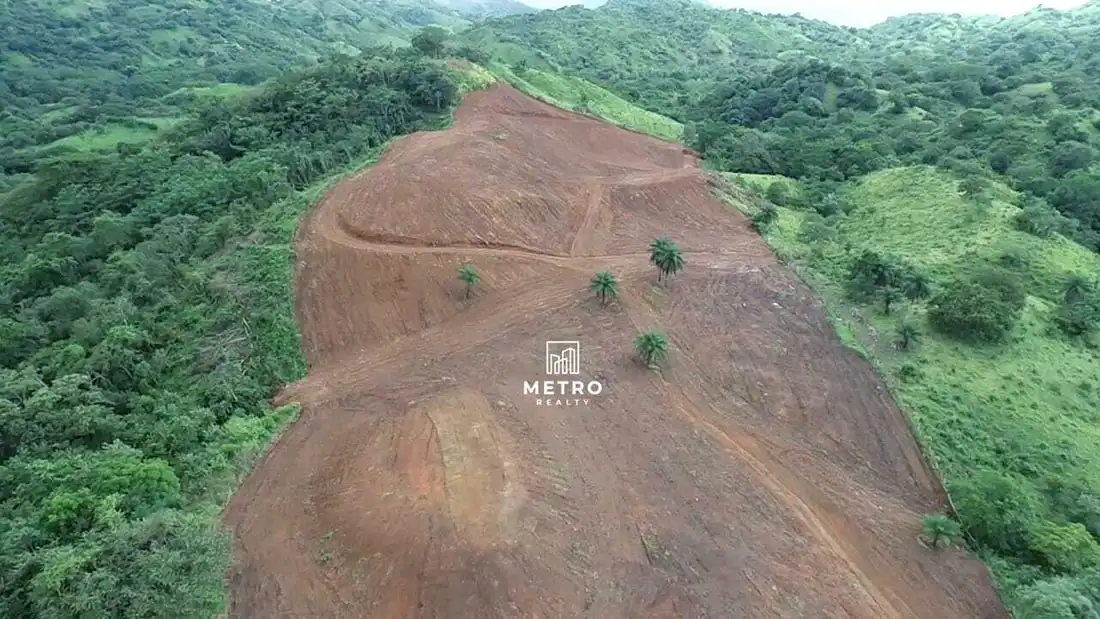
{"left": 224, "top": 83, "right": 1008, "bottom": 618}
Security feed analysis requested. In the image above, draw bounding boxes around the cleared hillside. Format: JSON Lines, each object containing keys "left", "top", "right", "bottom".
{"left": 225, "top": 83, "right": 1006, "bottom": 618}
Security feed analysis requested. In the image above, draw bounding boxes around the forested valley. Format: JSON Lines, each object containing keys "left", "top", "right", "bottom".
{"left": 4, "top": 0, "right": 1100, "bottom": 616}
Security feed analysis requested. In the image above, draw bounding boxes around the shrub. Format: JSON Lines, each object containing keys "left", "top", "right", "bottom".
{"left": 1013, "top": 577, "right": 1099, "bottom": 619}
{"left": 1056, "top": 276, "right": 1100, "bottom": 337}
{"left": 765, "top": 181, "right": 789, "bottom": 205}
{"left": 928, "top": 270, "right": 1026, "bottom": 344}
{"left": 1056, "top": 295, "right": 1100, "bottom": 337}
{"left": 751, "top": 204, "right": 778, "bottom": 232}
{"left": 846, "top": 250, "right": 930, "bottom": 304}
{"left": 1015, "top": 198, "right": 1069, "bottom": 239}
{"left": 951, "top": 468, "right": 1044, "bottom": 556}
{"left": 921, "top": 513, "right": 963, "bottom": 549}
{"left": 1028, "top": 520, "right": 1100, "bottom": 573}
{"left": 894, "top": 317, "right": 922, "bottom": 351}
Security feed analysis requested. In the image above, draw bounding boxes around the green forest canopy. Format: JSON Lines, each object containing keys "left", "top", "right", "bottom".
{"left": 0, "top": 0, "right": 504, "bottom": 181}
{"left": 0, "top": 41, "right": 460, "bottom": 615}
{"left": 3, "top": 0, "right": 1100, "bottom": 616}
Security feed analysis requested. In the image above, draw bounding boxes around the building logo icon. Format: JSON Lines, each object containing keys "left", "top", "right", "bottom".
{"left": 545, "top": 341, "right": 581, "bottom": 375}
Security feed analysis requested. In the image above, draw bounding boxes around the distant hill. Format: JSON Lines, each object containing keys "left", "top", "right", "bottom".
{"left": 434, "top": 0, "right": 537, "bottom": 18}
{"left": 0, "top": 0, "right": 473, "bottom": 167}
{"left": 460, "top": 0, "right": 867, "bottom": 116}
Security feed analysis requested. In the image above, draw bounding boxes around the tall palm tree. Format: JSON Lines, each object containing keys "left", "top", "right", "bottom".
{"left": 650, "top": 237, "right": 684, "bottom": 282}
{"left": 634, "top": 331, "right": 670, "bottom": 368}
{"left": 650, "top": 237, "right": 673, "bottom": 267}
{"left": 902, "top": 271, "right": 932, "bottom": 301}
{"left": 590, "top": 270, "right": 619, "bottom": 306}
{"left": 457, "top": 264, "right": 480, "bottom": 299}
{"left": 881, "top": 286, "right": 903, "bottom": 314}
{"left": 656, "top": 244, "right": 685, "bottom": 282}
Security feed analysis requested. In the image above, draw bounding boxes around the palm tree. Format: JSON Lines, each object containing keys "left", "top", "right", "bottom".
{"left": 457, "top": 264, "right": 480, "bottom": 299}
{"left": 920, "top": 514, "right": 962, "bottom": 549}
{"left": 650, "top": 237, "right": 685, "bottom": 282}
{"left": 590, "top": 270, "right": 619, "bottom": 306}
{"left": 658, "top": 245, "right": 685, "bottom": 281}
{"left": 894, "top": 318, "right": 922, "bottom": 351}
{"left": 634, "top": 331, "right": 670, "bottom": 368}
{"left": 650, "top": 237, "right": 673, "bottom": 267}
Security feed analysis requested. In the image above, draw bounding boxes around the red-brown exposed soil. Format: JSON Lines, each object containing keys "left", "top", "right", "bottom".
{"left": 224, "top": 83, "right": 1008, "bottom": 618}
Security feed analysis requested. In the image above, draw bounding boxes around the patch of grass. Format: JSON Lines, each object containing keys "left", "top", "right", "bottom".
{"left": 837, "top": 166, "right": 1012, "bottom": 276}
{"left": 142, "top": 116, "right": 183, "bottom": 130}
{"left": 837, "top": 166, "right": 1096, "bottom": 304}
{"left": 488, "top": 63, "right": 683, "bottom": 142}
{"left": 451, "top": 60, "right": 497, "bottom": 95}
{"left": 149, "top": 26, "right": 196, "bottom": 46}
{"left": 722, "top": 166, "right": 1100, "bottom": 593}
{"left": 47, "top": 124, "right": 161, "bottom": 151}
{"left": 319, "top": 530, "right": 336, "bottom": 564}
{"left": 727, "top": 172, "right": 802, "bottom": 200}
{"left": 163, "top": 82, "right": 257, "bottom": 103}
{"left": 1015, "top": 81, "right": 1054, "bottom": 96}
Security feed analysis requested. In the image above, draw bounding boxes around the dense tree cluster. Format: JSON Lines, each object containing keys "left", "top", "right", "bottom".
{"left": 0, "top": 47, "right": 458, "bottom": 617}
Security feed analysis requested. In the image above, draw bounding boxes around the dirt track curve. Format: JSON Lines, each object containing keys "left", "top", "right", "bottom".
{"left": 224, "top": 83, "right": 1008, "bottom": 618}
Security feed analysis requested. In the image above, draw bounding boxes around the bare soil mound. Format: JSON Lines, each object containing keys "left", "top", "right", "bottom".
{"left": 225, "top": 83, "right": 1007, "bottom": 618}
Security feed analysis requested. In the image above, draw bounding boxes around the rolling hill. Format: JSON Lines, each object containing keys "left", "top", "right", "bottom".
{"left": 0, "top": 0, "right": 515, "bottom": 177}
{"left": 4, "top": 0, "right": 1100, "bottom": 616}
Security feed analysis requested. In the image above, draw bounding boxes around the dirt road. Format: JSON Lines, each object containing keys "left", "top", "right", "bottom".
{"left": 224, "top": 83, "right": 1007, "bottom": 618}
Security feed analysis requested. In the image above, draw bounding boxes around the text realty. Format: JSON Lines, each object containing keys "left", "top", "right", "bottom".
{"left": 523, "top": 379, "right": 603, "bottom": 406}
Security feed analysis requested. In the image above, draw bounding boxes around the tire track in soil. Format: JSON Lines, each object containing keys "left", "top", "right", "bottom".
{"left": 279, "top": 276, "right": 584, "bottom": 407}
{"left": 618, "top": 288, "right": 910, "bottom": 619}
{"left": 298, "top": 157, "right": 900, "bottom": 592}
{"left": 284, "top": 232, "right": 768, "bottom": 409}
{"left": 569, "top": 168, "right": 700, "bottom": 258}
{"left": 569, "top": 180, "right": 604, "bottom": 257}
{"left": 316, "top": 167, "right": 749, "bottom": 274}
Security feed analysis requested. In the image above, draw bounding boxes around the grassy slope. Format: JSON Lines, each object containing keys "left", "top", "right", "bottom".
{"left": 38, "top": 83, "right": 254, "bottom": 154}
{"left": 487, "top": 63, "right": 683, "bottom": 142}
{"left": 720, "top": 166, "right": 1100, "bottom": 591}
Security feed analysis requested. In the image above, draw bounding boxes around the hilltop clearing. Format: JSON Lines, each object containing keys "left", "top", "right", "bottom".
{"left": 225, "top": 83, "right": 1005, "bottom": 618}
